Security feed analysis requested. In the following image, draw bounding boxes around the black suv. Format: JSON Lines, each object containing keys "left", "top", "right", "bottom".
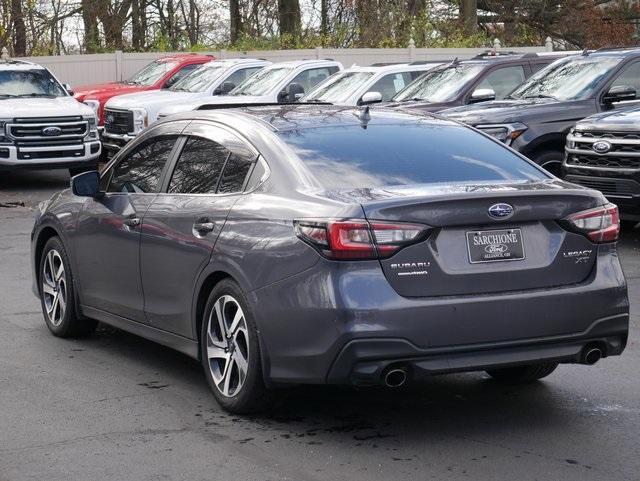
{"left": 390, "top": 52, "right": 569, "bottom": 112}
{"left": 564, "top": 107, "right": 640, "bottom": 223}
{"left": 440, "top": 48, "right": 640, "bottom": 176}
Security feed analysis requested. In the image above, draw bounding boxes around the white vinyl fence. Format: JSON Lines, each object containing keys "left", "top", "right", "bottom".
{"left": 14, "top": 40, "right": 553, "bottom": 87}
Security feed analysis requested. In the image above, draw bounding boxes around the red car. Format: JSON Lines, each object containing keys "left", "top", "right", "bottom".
{"left": 74, "top": 53, "right": 213, "bottom": 125}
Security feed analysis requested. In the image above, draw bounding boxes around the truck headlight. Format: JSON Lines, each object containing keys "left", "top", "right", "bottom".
{"left": 83, "top": 100, "right": 100, "bottom": 115}
{"left": 84, "top": 115, "right": 99, "bottom": 140}
{"left": 132, "top": 108, "right": 148, "bottom": 133}
{"left": 476, "top": 122, "right": 528, "bottom": 146}
{"left": 0, "top": 119, "right": 10, "bottom": 144}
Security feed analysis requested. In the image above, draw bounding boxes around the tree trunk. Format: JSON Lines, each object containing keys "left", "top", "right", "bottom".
{"left": 460, "top": 0, "right": 478, "bottom": 35}
{"left": 230, "top": 0, "right": 243, "bottom": 43}
{"left": 278, "top": 0, "right": 301, "bottom": 38}
{"left": 11, "top": 0, "right": 26, "bottom": 56}
{"left": 320, "top": 0, "right": 328, "bottom": 41}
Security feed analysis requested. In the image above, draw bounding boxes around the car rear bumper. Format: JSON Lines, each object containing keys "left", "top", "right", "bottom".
{"left": 327, "top": 315, "right": 627, "bottom": 384}
{"left": 250, "top": 246, "right": 628, "bottom": 385}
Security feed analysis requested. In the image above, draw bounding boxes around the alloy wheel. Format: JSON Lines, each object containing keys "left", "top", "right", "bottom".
{"left": 42, "top": 249, "right": 67, "bottom": 327}
{"left": 205, "top": 295, "right": 250, "bottom": 397}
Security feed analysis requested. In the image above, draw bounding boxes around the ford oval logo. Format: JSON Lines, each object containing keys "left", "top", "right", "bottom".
{"left": 42, "top": 126, "right": 62, "bottom": 137}
{"left": 488, "top": 203, "right": 514, "bottom": 219}
{"left": 592, "top": 140, "right": 612, "bottom": 154}
{"left": 485, "top": 243, "right": 508, "bottom": 254}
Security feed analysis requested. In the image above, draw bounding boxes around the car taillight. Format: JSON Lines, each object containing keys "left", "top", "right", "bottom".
{"left": 294, "top": 219, "right": 428, "bottom": 260}
{"left": 564, "top": 203, "right": 620, "bottom": 243}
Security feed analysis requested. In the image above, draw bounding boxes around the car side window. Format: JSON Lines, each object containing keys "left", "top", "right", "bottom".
{"left": 218, "top": 152, "right": 256, "bottom": 194}
{"left": 475, "top": 66, "right": 526, "bottom": 99}
{"left": 223, "top": 67, "right": 262, "bottom": 89}
{"left": 289, "top": 67, "right": 336, "bottom": 93}
{"left": 368, "top": 72, "right": 415, "bottom": 101}
{"left": 168, "top": 136, "right": 230, "bottom": 194}
{"left": 164, "top": 63, "right": 201, "bottom": 89}
{"left": 107, "top": 136, "right": 178, "bottom": 193}
{"left": 609, "top": 61, "right": 640, "bottom": 94}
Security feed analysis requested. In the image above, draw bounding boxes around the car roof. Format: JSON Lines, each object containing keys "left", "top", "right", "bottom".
{"left": 164, "top": 104, "right": 453, "bottom": 133}
{"left": 202, "top": 58, "right": 270, "bottom": 67}
{"left": 340, "top": 63, "right": 438, "bottom": 73}
{"left": 0, "top": 59, "right": 46, "bottom": 71}
{"left": 264, "top": 59, "right": 341, "bottom": 68}
{"left": 157, "top": 53, "right": 213, "bottom": 62}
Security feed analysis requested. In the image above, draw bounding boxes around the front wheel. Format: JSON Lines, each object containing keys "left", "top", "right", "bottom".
{"left": 486, "top": 363, "right": 558, "bottom": 384}
{"left": 200, "top": 280, "right": 269, "bottom": 413}
{"left": 531, "top": 150, "right": 564, "bottom": 177}
{"left": 39, "top": 237, "right": 97, "bottom": 337}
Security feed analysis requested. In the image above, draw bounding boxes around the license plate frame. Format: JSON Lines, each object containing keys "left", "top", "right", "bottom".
{"left": 466, "top": 228, "right": 525, "bottom": 264}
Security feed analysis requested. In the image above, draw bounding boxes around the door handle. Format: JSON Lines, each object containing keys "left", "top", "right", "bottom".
{"left": 123, "top": 217, "right": 141, "bottom": 227}
{"left": 193, "top": 220, "right": 215, "bottom": 234}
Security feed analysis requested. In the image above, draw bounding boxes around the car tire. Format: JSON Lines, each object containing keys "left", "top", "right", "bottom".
{"left": 486, "top": 363, "right": 558, "bottom": 383}
{"left": 39, "top": 237, "right": 97, "bottom": 337}
{"left": 200, "top": 279, "right": 270, "bottom": 413}
{"left": 531, "top": 150, "right": 564, "bottom": 177}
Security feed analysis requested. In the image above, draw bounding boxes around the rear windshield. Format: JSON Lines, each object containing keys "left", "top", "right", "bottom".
{"left": 278, "top": 122, "right": 548, "bottom": 189}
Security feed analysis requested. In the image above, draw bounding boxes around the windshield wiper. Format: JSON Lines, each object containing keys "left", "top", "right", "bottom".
{"left": 523, "top": 93, "right": 558, "bottom": 100}
{"left": 13, "top": 93, "right": 57, "bottom": 98}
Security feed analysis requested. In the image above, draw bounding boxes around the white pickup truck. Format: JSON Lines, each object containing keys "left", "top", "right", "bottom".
{"left": 0, "top": 59, "right": 101, "bottom": 174}
{"left": 102, "top": 58, "right": 270, "bottom": 152}
{"left": 156, "top": 59, "right": 342, "bottom": 119}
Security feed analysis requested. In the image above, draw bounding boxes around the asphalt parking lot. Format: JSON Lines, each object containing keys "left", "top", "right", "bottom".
{"left": 1, "top": 170, "right": 639, "bottom": 481}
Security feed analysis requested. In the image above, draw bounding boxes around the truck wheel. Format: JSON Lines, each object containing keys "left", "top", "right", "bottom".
{"left": 486, "top": 363, "right": 558, "bottom": 383}
{"left": 532, "top": 150, "right": 564, "bottom": 177}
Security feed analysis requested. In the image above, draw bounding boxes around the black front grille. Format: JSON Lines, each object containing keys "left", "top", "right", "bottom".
{"left": 577, "top": 131, "right": 640, "bottom": 140}
{"left": 566, "top": 154, "right": 640, "bottom": 170}
{"left": 17, "top": 147, "right": 85, "bottom": 160}
{"left": 567, "top": 176, "right": 638, "bottom": 198}
{"left": 104, "top": 109, "right": 134, "bottom": 135}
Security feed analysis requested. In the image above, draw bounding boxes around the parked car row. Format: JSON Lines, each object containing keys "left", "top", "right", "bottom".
{"left": 3, "top": 48, "right": 640, "bottom": 219}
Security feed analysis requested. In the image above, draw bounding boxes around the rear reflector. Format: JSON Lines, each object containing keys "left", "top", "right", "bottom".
{"left": 564, "top": 203, "right": 620, "bottom": 243}
{"left": 295, "top": 219, "right": 428, "bottom": 260}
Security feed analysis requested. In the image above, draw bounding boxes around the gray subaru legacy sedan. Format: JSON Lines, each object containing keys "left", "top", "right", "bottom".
{"left": 31, "top": 105, "right": 629, "bottom": 413}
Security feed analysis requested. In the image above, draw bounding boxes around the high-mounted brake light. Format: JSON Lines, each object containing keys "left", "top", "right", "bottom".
{"left": 564, "top": 203, "right": 620, "bottom": 243}
{"left": 294, "top": 219, "right": 428, "bottom": 260}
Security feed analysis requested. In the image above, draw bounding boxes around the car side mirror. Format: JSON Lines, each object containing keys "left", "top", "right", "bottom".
{"left": 469, "top": 88, "right": 496, "bottom": 104}
{"left": 214, "top": 81, "right": 236, "bottom": 95}
{"left": 603, "top": 85, "right": 636, "bottom": 104}
{"left": 359, "top": 91, "right": 383, "bottom": 105}
{"left": 71, "top": 170, "right": 102, "bottom": 198}
{"left": 63, "top": 83, "right": 74, "bottom": 96}
{"left": 279, "top": 82, "right": 305, "bottom": 103}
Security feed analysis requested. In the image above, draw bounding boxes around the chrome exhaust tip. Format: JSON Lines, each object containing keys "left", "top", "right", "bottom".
{"left": 383, "top": 368, "right": 407, "bottom": 388}
{"left": 583, "top": 347, "right": 603, "bottom": 365}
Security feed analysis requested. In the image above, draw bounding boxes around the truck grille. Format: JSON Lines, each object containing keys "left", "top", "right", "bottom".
{"left": 7, "top": 116, "right": 88, "bottom": 144}
{"left": 104, "top": 109, "right": 134, "bottom": 135}
{"left": 565, "top": 175, "right": 640, "bottom": 199}
{"left": 565, "top": 130, "right": 640, "bottom": 171}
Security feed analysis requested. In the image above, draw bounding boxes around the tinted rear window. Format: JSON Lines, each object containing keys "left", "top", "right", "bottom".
{"left": 278, "top": 122, "right": 548, "bottom": 189}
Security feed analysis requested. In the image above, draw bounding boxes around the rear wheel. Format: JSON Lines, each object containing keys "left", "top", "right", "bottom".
{"left": 531, "top": 150, "right": 564, "bottom": 177}
{"left": 486, "top": 363, "right": 558, "bottom": 383}
{"left": 39, "top": 237, "right": 97, "bottom": 337}
{"left": 200, "top": 280, "right": 269, "bottom": 413}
